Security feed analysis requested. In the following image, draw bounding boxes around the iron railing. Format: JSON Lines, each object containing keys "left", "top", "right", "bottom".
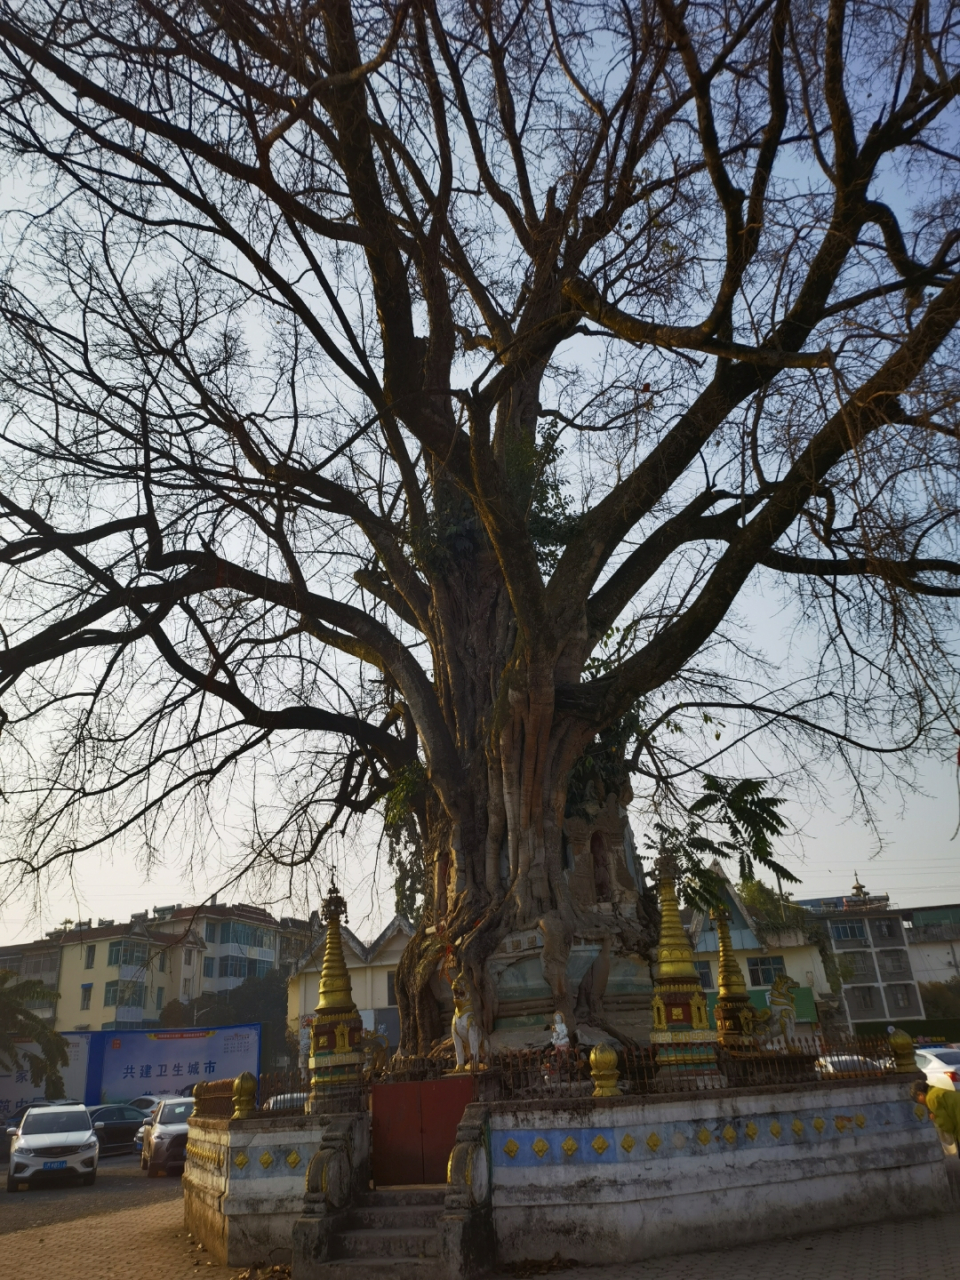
{"left": 192, "top": 1033, "right": 901, "bottom": 1117}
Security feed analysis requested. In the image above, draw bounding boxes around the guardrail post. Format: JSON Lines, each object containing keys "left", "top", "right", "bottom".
{"left": 232, "top": 1070, "right": 257, "bottom": 1119}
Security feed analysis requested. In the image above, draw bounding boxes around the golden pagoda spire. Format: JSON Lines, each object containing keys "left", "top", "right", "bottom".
{"left": 315, "top": 882, "right": 357, "bottom": 1015}
{"left": 714, "top": 906, "right": 747, "bottom": 999}
{"left": 655, "top": 859, "right": 700, "bottom": 982}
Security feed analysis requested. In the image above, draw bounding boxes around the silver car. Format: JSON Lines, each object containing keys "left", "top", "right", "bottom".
{"left": 6, "top": 1104, "right": 100, "bottom": 1192}
{"left": 142, "top": 1097, "right": 194, "bottom": 1176}
{"left": 915, "top": 1046, "right": 960, "bottom": 1091}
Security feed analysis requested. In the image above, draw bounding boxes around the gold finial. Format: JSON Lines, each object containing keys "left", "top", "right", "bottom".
{"left": 655, "top": 858, "right": 700, "bottom": 982}
{"left": 315, "top": 881, "right": 357, "bottom": 1014}
{"left": 713, "top": 906, "right": 747, "bottom": 999}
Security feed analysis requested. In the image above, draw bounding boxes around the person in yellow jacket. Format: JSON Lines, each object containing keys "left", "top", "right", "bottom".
{"left": 911, "top": 1079, "right": 960, "bottom": 1155}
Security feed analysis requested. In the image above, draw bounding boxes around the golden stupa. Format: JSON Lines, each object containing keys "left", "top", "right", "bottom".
{"left": 308, "top": 881, "right": 364, "bottom": 1111}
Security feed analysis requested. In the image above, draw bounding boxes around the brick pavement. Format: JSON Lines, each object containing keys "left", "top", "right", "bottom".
{"left": 2, "top": 1188, "right": 960, "bottom": 1279}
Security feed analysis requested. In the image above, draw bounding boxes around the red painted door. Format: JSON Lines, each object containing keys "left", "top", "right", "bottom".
{"left": 421, "top": 1076, "right": 476, "bottom": 1182}
{"left": 371, "top": 1076, "right": 475, "bottom": 1186}
{"left": 372, "top": 1081, "right": 423, "bottom": 1186}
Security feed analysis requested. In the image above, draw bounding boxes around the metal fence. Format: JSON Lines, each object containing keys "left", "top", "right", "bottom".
{"left": 193, "top": 1034, "right": 900, "bottom": 1117}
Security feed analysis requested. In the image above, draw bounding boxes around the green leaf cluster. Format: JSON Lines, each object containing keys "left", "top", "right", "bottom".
{"left": 0, "top": 970, "right": 69, "bottom": 1098}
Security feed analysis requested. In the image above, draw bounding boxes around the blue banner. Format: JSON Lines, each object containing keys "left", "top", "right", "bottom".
{"left": 98, "top": 1024, "right": 260, "bottom": 1102}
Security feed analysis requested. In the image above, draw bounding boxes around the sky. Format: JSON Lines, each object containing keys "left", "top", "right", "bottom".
{"left": 2, "top": 747, "right": 959, "bottom": 948}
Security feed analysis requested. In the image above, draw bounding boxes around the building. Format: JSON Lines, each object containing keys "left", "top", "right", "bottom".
{"left": 900, "top": 903, "right": 960, "bottom": 986}
{"left": 797, "top": 877, "right": 925, "bottom": 1025}
{"left": 287, "top": 914, "right": 413, "bottom": 1063}
{"left": 685, "top": 867, "right": 833, "bottom": 1036}
{"left": 0, "top": 938, "right": 62, "bottom": 1025}
{"left": 3, "top": 898, "right": 314, "bottom": 1034}
{"left": 50, "top": 916, "right": 204, "bottom": 1031}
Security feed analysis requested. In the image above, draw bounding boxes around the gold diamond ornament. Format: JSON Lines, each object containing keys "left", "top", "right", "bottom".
{"left": 645, "top": 1132, "right": 661, "bottom": 1153}
{"left": 791, "top": 1119, "right": 803, "bottom": 1137}
{"left": 285, "top": 1150, "right": 301, "bottom": 1169}
{"left": 561, "top": 1136, "right": 578, "bottom": 1157}
{"left": 503, "top": 1138, "right": 519, "bottom": 1159}
{"left": 855, "top": 1113, "right": 867, "bottom": 1129}
{"left": 769, "top": 1122, "right": 782, "bottom": 1139}
{"left": 259, "top": 1151, "right": 274, "bottom": 1169}
{"left": 745, "top": 1122, "right": 758, "bottom": 1141}
{"left": 620, "top": 1133, "right": 636, "bottom": 1153}
{"left": 233, "top": 1152, "right": 249, "bottom": 1169}
{"left": 722, "top": 1124, "right": 736, "bottom": 1145}
{"left": 697, "top": 1127, "right": 711, "bottom": 1147}
{"left": 813, "top": 1116, "right": 825, "bottom": 1134}
{"left": 532, "top": 1137, "right": 549, "bottom": 1159}
{"left": 591, "top": 1135, "right": 610, "bottom": 1155}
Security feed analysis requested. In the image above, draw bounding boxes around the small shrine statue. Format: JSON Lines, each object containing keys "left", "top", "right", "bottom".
{"left": 451, "top": 975, "right": 486, "bottom": 1070}
{"left": 550, "top": 1011, "right": 571, "bottom": 1051}
{"left": 753, "top": 973, "right": 800, "bottom": 1047}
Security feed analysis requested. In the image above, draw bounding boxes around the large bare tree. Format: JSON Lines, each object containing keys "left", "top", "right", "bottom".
{"left": 0, "top": 0, "right": 957, "bottom": 1049}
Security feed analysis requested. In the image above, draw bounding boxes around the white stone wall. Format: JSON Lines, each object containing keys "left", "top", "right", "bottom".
{"left": 184, "top": 1113, "right": 337, "bottom": 1266}
{"left": 489, "top": 1079, "right": 948, "bottom": 1263}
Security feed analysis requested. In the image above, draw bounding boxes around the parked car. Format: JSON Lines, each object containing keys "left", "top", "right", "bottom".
{"left": 261, "top": 1092, "right": 308, "bottom": 1112}
{"left": 88, "top": 1104, "right": 149, "bottom": 1154}
{"left": 0, "top": 1099, "right": 80, "bottom": 1162}
{"left": 134, "top": 1122, "right": 146, "bottom": 1156}
{"left": 127, "top": 1094, "right": 170, "bottom": 1115}
{"left": 6, "top": 1104, "right": 100, "bottom": 1192}
{"left": 142, "top": 1097, "right": 194, "bottom": 1177}
{"left": 815, "top": 1053, "right": 883, "bottom": 1077}
{"left": 915, "top": 1047, "right": 960, "bottom": 1090}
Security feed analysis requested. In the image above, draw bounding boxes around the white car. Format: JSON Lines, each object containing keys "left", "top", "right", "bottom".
{"left": 6, "top": 1104, "right": 100, "bottom": 1192}
{"left": 915, "top": 1046, "right": 960, "bottom": 1090}
{"left": 142, "top": 1097, "right": 194, "bottom": 1176}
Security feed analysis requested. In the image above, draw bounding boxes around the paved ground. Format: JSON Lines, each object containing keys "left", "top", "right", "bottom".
{"left": 1, "top": 1157, "right": 959, "bottom": 1279}
{"left": 0, "top": 1152, "right": 181, "bottom": 1236}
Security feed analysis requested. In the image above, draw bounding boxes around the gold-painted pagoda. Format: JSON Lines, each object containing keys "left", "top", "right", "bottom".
{"left": 650, "top": 858, "right": 720, "bottom": 1089}
{"left": 711, "top": 905, "right": 756, "bottom": 1047}
{"left": 308, "top": 882, "right": 364, "bottom": 1113}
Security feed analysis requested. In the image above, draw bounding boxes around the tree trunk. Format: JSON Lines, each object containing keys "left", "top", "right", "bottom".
{"left": 395, "top": 570, "right": 660, "bottom": 1054}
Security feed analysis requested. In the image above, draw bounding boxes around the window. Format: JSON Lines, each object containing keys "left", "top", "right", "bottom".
{"left": 747, "top": 956, "right": 786, "bottom": 987}
{"left": 851, "top": 986, "right": 876, "bottom": 1011}
{"left": 387, "top": 970, "right": 397, "bottom": 1005}
{"left": 875, "top": 919, "right": 895, "bottom": 939}
{"left": 203, "top": 956, "right": 215, "bottom": 978}
{"left": 84, "top": 945, "right": 96, "bottom": 970}
{"left": 694, "top": 961, "right": 714, "bottom": 990}
{"left": 107, "top": 939, "right": 148, "bottom": 967}
{"left": 119, "top": 981, "right": 145, "bottom": 1007}
{"left": 254, "top": 959, "right": 271, "bottom": 979}
{"left": 182, "top": 977, "right": 191, "bottom": 997}
{"left": 205, "top": 922, "right": 217, "bottom": 943}
{"left": 157, "top": 951, "right": 166, "bottom": 973}
{"left": 880, "top": 951, "right": 908, "bottom": 973}
{"left": 219, "top": 921, "right": 274, "bottom": 949}
{"left": 219, "top": 954, "right": 247, "bottom": 979}
{"left": 156, "top": 987, "right": 164, "bottom": 1010}
{"left": 889, "top": 985, "right": 913, "bottom": 1009}
{"left": 841, "top": 951, "right": 872, "bottom": 978}
{"left": 80, "top": 984, "right": 92, "bottom": 1010}
{"left": 831, "top": 920, "right": 867, "bottom": 941}
{"left": 183, "top": 948, "right": 193, "bottom": 967}
{"left": 104, "top": 980, "right": 118, "bottom": 1006}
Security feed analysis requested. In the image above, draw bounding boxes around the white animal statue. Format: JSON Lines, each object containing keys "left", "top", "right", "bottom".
{"left": 550, "top": 1012, "right": 571, "bottom": 1051}
{"left": 756, "top": 973, "right": 800, "bottom": 1046}
{"left": 451, "top": 976, "right": 486, "bottom": 1070}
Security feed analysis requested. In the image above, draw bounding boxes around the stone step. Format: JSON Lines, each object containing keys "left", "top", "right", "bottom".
{"left": 332, "top": 1227, "right": 440, "bottom": 1259}
{"left": 356, "top": 1185, "right": 446, "bottom": 1207}
{"left": 312, "top": 1261, "right": 440, "bottom": 1280}
{"left": 345, "top": 1203, "right": 445, "bottom": 1230}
